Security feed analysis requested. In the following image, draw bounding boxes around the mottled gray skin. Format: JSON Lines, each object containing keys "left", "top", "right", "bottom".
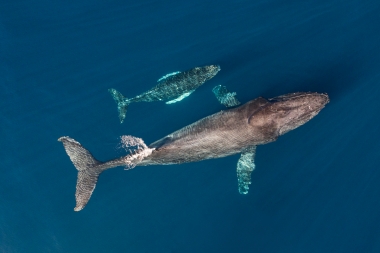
{"left": 212, "top": 84, "right": 241, "bottom": 107}
{"left": 140, "top": 92, "right": 329, "bottom": 165}
{"left": 130, "top": 65, "right": 220, "bottom": 102}
{"left": 109, "top": 65, "right": 220, "bottom": 123}
{"left": 59, "top": 92, "right": 329, "bottom": 211}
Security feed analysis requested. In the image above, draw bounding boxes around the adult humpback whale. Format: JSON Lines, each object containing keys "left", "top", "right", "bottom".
{"left": 59, "top": 92, "right": 329, "bottom": 211}
{"left": 109, "top": 65, "right": 220, "bottom": 123}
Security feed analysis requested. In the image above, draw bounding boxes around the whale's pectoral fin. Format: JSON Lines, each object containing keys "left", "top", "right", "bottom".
{"left": 157, "top": 71, "right": 180, "bottom": 82}
{"left": 212, "top": 85, "right": 241, "bottom": 107}
{"left": 165, "top": 90, "right": 195, "bottom": 104}
{"left": 237, "top": 146, "right": 256, "bottom": 194}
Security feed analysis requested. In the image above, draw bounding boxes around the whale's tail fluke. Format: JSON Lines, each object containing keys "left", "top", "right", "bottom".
{"left": 58, "top": 135, "right": 154, "bottom": 211}
{"left": 58, "top": 136, "right": 103, "bottom": 211}
{"left": 108, "top": 88, "right": 130, "bottom": 124}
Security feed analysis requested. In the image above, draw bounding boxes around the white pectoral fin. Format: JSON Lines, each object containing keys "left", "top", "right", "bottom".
{"left": 157, "top": 71, "right": 180, "bottom": 82}
{"left": 165, "top": 90, "right": 195, "bottom": 104}
{"left": 237, "top": 146, "right": 256, "bottom": 194}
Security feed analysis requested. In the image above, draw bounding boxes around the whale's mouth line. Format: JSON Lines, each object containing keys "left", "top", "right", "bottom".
{"left": 278, "top": 106, "right": 324, "bottom": 135}
{"left": 269, "top": 92, "right": 329, "bottom": 103}
{"left": 269, "top": 93, "right": 309, "bottom": 102}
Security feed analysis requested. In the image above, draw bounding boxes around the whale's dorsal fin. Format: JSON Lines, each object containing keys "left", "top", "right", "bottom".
{"left": 237, "top": 146, "right": 256, "bottom": 194}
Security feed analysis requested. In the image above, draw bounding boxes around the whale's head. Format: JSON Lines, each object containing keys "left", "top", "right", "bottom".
{"left": 248, "top": 92, "right": 329, "bottom": 137}
{"left": 196, "top": 65, "right": 221, "bottom": 81}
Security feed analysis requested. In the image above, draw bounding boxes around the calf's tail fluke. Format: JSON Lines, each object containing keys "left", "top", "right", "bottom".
{"left": 108, "top": 88, "right": 130, "bottom": 124}
{"left": 58, "top": 136, "right": 103, "bottom": 211}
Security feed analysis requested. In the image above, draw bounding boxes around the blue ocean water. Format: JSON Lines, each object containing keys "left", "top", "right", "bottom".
{"left": 1, "top": 0, "right": 380, "bottom": 252}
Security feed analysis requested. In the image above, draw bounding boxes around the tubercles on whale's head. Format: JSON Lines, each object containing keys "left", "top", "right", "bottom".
{"left": 269, "top": 92, "right": 329, "bottom": 136}
{"left": 248, "top": 92, "right": 329, "bottom": 137}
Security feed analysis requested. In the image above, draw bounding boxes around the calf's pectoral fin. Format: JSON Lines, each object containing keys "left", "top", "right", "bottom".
{"left": 165, "top": 90, "right": 195, "bottom": 104}
{"left": 237, "top": 146, "right": 256, "bottom": 194}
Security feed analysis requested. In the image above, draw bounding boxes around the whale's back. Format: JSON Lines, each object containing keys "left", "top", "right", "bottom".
{"left": 139, "top": 97, "right": 274, "bottom": 166}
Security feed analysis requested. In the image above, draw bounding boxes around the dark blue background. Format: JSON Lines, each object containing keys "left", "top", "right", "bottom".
{"left": 1, "top": 0, "right": 380, "bottom": 252}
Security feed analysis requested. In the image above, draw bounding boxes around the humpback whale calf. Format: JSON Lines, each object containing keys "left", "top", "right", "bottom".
{"left": 59, "top": 92, "right": 329, "bottom": 211}
{"left": 109, "top": 65, "right": 220, "bottom": 123}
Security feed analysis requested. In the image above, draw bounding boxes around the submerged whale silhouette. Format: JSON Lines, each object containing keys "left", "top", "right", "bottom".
{"left": 59, "top": 92, "right": 329, "bottom": 211}
{"left": 109, "top": 65, "right": 220, "bottom": 123}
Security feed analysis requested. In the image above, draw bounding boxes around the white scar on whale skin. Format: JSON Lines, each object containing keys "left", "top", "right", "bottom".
{"left": 120, "top": 135, "right": 154, "bottom": 170}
